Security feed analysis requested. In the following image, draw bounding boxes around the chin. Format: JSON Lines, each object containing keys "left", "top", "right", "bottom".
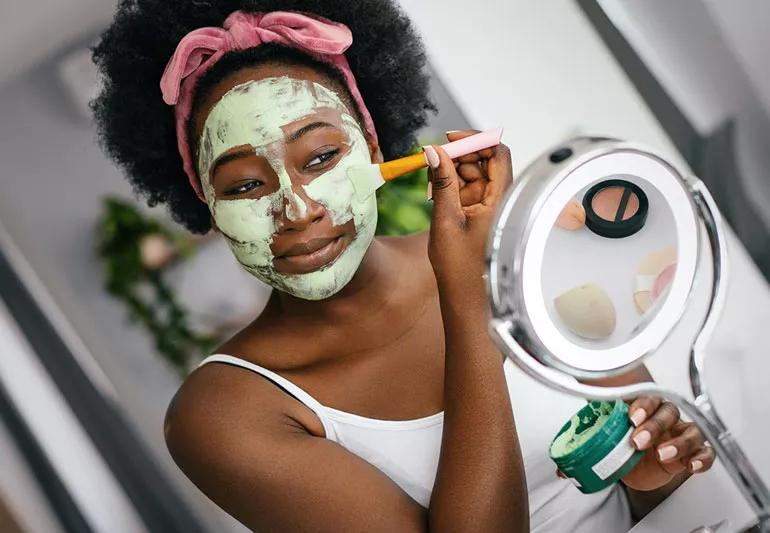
{"left": 257, "top": 224, "right": 375, "bottom": 300}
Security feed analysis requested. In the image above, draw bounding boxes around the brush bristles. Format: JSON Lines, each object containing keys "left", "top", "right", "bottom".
{"left": 348, "top": 164, "right": 385, "bottom": 201}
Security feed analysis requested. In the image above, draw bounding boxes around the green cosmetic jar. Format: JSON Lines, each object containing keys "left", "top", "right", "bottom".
{"left": 549, "top": 400, "right": 644, "bottom": 494}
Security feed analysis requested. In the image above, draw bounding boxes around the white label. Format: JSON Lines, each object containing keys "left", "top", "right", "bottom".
{"left": 592, "top": 427, "right": 637, "bottom": 480}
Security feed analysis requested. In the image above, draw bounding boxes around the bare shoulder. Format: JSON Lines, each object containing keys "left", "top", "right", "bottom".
{"left": 164, "top": 351, "right": 425, "bottom": 531}
{"left": 164, "top": 357, "right": 324, "bottom": 474}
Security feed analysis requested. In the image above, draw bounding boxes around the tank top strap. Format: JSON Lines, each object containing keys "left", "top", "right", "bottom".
{"left": 199, "top": 354, "right": 335, "bottom": 438}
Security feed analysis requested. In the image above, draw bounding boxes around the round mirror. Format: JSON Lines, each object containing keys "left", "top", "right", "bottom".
{"left": 488, "top": 138, "right": 770, "bottom": 527}
{"left": 488, "top": 138, "right": 699, "bottom": 378}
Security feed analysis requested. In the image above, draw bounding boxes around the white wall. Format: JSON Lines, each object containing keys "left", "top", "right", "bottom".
{"left": 400, "top": 0, "right": 689, "bottom": 173}
{"left": 0, "top": 0, "right": 116, "bottom": 88}
{"left": 703, "top": 0, "right": 770, "bottom": 118}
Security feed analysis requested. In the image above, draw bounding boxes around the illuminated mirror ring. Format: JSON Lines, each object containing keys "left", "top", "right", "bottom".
{"left": 488, "top": 143, "right": 700, "bottom": 377}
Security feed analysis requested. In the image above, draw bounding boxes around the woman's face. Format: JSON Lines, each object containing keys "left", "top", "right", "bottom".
{"left": 193, "top": 66, "right": 379, "bottom": 300}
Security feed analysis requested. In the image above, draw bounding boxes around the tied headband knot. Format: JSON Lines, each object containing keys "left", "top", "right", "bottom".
{"left": 159, "top": 10, "right": 376, "bottom": 202}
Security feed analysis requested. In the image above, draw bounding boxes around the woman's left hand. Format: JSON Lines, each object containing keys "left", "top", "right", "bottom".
{"left": 621, "top": 397, "right": 716, "bottom": 491}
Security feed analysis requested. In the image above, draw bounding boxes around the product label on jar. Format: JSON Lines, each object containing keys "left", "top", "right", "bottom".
{"left": 592, "top": 427, "right": 636, "bottom": 480}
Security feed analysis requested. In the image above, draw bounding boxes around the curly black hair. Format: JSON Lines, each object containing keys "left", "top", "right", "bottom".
{"left": 92, "top": 0, "right": 436, "bottom": 233}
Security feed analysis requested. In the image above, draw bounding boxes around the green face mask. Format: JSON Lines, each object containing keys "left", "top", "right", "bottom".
{"left": 198, "top": 76, "right": 377, "bottom": 300}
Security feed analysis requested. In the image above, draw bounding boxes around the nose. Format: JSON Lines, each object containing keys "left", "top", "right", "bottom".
{"left": 275, "top": 186, "right": 325, "bottom": 232}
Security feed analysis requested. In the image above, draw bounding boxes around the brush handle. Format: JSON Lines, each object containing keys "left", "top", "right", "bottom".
{"left": 380, "top": 127, "right": 504, "bottom": 182}
{"left": 381, "top": 153, "right": 427, "bottom": 181}
{"left": 442, "top": 127, "right": 504, "bottom": 159}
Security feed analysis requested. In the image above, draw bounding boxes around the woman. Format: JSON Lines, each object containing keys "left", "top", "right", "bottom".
{"left": 93, "top": 1, "right": 715, "bottom": 531}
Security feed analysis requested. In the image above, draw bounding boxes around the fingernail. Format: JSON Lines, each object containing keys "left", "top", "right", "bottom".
{"left": 423, "top": 145, "right": 440, "bottom": 169}
{"left": 657, "top": 445, "right": 678, "bottom": 462}
{"left": 691, "top": 460, "right": 704, "bottom": 472}
{"left": 445, "top": 130, "right": 461, "bottom": 135}
{"left": 630, "top": 408, "right": 647, "bottom": 427}
{"left": 426, "top": 181, "right": 433, "bottom": 200}
{"left": 633, "top": 430, "right": 651, "bottom": 449}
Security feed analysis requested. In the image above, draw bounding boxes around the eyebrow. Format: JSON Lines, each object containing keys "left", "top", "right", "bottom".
{"left": 210, "top": 148, "right": 255, "bottom": 178}
{"left": 286, "top": 121, "right": 336, "bottom": 143}
{"left": 209, "top": 121, "right": 336, "bottom": 177}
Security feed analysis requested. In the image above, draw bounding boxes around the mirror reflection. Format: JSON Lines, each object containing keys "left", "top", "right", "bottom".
{"left": 542, "top": 174, "right": 678, "bottom": 350}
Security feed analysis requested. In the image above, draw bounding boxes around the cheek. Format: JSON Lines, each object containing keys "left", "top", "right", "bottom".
{"left": 303, "top": 141, "right": 375, "bottom": 228}
{"left": 303, "top": 169, "right": 355, "bottom": 226}
{"left": 212, "top": 197, "right": 276, "bottom": 241}
{"left": 211, "top": 196, "right": 283, "bottom": 270}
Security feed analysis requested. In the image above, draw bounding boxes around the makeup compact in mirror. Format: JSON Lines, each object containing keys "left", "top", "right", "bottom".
{"left": 486, "top": 137, "right": 770, "bottom": 530}
{"left": 583, "top": 179, "right": 648, "bottom": 238}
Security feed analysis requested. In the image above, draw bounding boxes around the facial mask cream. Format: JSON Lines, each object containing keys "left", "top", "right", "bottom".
{"left": 197, "top": 76, "right": 378, "bottom": 300}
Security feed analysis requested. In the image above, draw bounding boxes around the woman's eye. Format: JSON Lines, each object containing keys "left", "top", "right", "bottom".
{"left": 223, "top": 180, "right": 263, "bottom": 196}
{"left": 305, "top": 149, "right": 339, "bottom": 170}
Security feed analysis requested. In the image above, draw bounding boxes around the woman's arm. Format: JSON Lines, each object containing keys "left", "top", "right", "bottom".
{"left": 426, "top": 138, "right": 529, "bottom": 532}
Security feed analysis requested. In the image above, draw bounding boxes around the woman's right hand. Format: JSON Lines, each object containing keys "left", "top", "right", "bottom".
{"left": 425, "top": 132, "right": 513, "bottom": 304}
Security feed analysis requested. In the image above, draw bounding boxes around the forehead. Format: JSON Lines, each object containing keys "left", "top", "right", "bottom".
{"left": 192, "top": 64, "right": 352, "bottom": 141}
{"left": 203, "top": 76, "right": 348, "bottom": 140}
{"left": 197, "top": 76, "right": 353, "bottom": 175}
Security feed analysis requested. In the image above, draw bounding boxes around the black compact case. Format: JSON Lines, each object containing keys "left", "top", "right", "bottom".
{"left": 582, "top": 179, "right": 649, "bottom": 239}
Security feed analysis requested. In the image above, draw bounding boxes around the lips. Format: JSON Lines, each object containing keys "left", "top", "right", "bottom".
{"left": 274, "top": 235, "right": 348, "bottom": 274}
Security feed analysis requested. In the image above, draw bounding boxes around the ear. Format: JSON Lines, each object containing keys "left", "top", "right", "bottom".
{"left": 367, "top": 136, "right": 384, "bottom": 164}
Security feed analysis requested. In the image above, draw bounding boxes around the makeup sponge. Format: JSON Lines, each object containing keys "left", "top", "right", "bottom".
{"left": 634, "top": 247, "right": 677, "bottom": 313}
{"left": 555, "top": 199, "right": 587, "bottom": 230}
{"left": 554, "top": 283, "right": 617, "bottom": 340}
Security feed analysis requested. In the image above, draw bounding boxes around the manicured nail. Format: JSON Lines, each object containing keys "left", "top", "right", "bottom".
{"left": 423, "top": 145, "right": 440, "bottom": 169}
{"left": 657, "top": 445, "right": 678, "bottom": 462}
{"left": 633, "top": 430, "right": 651, "bottom": 449}
{"left": 691, "top": 460, "right": 704, "bottom": 472}
{"left": 426, "top": 181, "right": 433, "bottom": 200}
{"left": 630, "top": 408, "right": 647, "bottom": 427}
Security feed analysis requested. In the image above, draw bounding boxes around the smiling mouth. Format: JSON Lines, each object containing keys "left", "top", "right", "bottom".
{"left": 274, "top": 235, "right": 348, "bottom": 274}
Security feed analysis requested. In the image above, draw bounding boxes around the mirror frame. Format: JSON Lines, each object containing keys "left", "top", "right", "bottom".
{"left": 487, "top": 137, "right": 699, "bottom": 378}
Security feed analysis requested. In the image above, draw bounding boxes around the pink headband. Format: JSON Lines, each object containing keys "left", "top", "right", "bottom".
{"left": 160, "top": 10, "right": 378, "bottom": 202}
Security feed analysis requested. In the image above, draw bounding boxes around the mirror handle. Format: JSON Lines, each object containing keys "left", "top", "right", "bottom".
{"left": 687, "top": 176, "right": 730, "bottom": 401}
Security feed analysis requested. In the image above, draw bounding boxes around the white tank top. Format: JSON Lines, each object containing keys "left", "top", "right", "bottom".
{"left": 200, "top": 354, "right": 632, "bottom": 532}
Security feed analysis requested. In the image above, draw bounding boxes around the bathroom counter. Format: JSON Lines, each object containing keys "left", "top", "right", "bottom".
{"left": 629, "top": 462, "right": 755, "bottom": 532}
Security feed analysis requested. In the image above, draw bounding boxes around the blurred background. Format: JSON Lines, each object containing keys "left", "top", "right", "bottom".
{"left": 0, "top": 1, "right": 768, "bottom": 531}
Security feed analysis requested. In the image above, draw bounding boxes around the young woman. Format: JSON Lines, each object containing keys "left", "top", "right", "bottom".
{"left": 93, "top": 1, "right": 715, "bottom": 531}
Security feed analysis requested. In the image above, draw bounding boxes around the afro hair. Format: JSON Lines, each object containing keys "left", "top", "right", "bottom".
{"left": 92, "top": 0, "right": 436, "bottom": 233}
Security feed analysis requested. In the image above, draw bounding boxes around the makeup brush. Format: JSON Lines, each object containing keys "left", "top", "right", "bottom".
{"left": 348, "top": 127, "right": 504, "bottom": 201}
